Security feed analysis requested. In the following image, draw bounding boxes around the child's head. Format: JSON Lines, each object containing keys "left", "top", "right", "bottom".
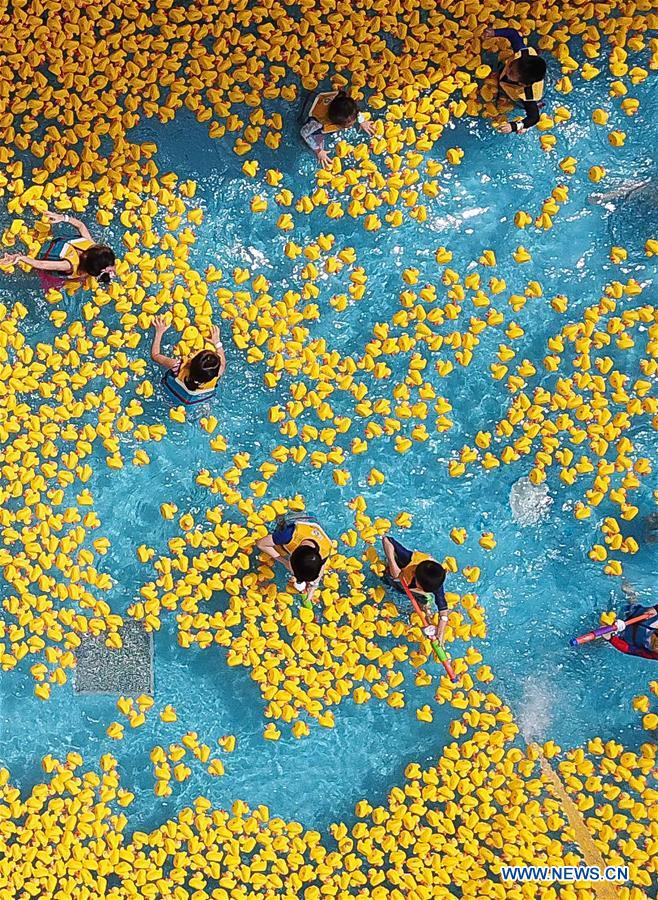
{"left": 328, "top": 91, "right": 358, "bottom": 127}
{"left": 184, "top": 349, "right": 221, "bottom": 390}
{"left": 79, "top": 244, "right": 116, "bottom": 283}
{"left": 508, "top": 55, "right": 546, "bottom": 86}
{"left": 290, "top": 544, "right": 324, "bottom": 588}
{"left": 415, "top": 560, "right": 446, "bottom": 596}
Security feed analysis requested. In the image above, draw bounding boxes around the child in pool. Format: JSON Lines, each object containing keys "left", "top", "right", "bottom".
{"left": 300, "top": 90, "right": 376, "bottom": 169}
{"left": 0, "top": 211, "right": 116, "bottom": 286}
{"left": 257, "top": 515, "right": 332, "bottom": 605}
{"left": 484, "top": 26, "right": 547, "bottom": 133}
{"left": 604, "top": 585, "right": 658, "bottom": 660}
{"left": 151, "top": 316, "right": 226, "bottom": 406}
{"left": 381, "top": 534, "right": 449, "bottom": 647}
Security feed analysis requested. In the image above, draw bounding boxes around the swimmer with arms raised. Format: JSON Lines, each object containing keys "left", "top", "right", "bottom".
{"left": 151, "top": 316, "right": 226, "bottom": 406}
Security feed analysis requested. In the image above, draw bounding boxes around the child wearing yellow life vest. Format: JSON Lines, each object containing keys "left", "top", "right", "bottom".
{"left": 151, "top": 316, "right": 226, "bottom": 406}
{"left": 0, "top": 211, "right": 116, "bottom": 288}
{"left": 485, "top": 26, "right": 547, "bottom": 134}
{"left": 381, "top": 534, "right": 449, "bottom": 647}
{"left": 300, "top": 90, "right": 376, "bottom": 169}
{"left": 257, "top": 515, "right": 333, "bottom": 604}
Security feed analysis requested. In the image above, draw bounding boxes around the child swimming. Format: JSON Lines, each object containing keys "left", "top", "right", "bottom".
{"left": 606, "top": 604, "right": 658, "bottom": 660}
{"left": 151, "top": 316, "right": 226, "bottom": 406}
{"left": 485, "top": 26, "right": 547, "bottom": 133}
{"left": 300, "top": 90, "right": 376, "bottom": 169}
{"left": 257, "top": 515, "right": 333, "bottom": 605}
{"left": 381, "top": 534, "right": 449, "bottom": 646}
{"left": 603, "top": 585, "right": 658, "bottom": 661}
{"left": 0, "top": 211, "right": 116, "bottom": 288}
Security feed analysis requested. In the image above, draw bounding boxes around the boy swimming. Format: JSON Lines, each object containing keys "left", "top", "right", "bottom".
{"left": 300, "top": 90, "right": 375, "bottom": 169}
{"left": 381, "top": 534, "right": 449, "bottom": 647}
{"left": 485, "top": 26, "right": 547, "bottom": 133}
{"left": 257, "top": 515, "right": 333, "bottom": 605}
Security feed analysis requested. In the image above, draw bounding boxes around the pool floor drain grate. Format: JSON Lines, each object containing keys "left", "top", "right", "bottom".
{"left": 74, "top": 620, "right": 154, "bottom": 696}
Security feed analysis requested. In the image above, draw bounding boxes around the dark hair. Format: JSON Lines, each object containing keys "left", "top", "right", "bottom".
{"left": 328, "top": 91, "right": 358, "bottom": 127}
{"left": 183, "top": 350, "right": 221, "bottom": 391}
{"left": 79, "top": 244, "right": 115, "bottom": 283}
{"left": 415, "top": 560, "right": 446, "bottom": 593}
{"left": 516, "top": 55, "right": 546, "bottom": 85}
{"left": 290, "top": 544, "right": 324, "bottom": 584}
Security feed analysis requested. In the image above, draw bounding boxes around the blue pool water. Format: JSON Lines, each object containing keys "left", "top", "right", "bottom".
{"left": 0, "top": 57, "right": 657, "bottom": 837}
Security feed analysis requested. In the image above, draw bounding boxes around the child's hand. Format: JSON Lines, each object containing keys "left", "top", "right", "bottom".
{"left": 0, "top": 253, "right": 21, "bottom": 266}
{"left": 316, "top": 149, "right": 331, "bottom": 169}
{"left": 152, "top": 315, "right": 169, "bottom": 334}
{"left": 483, "top": 27, "right": 495, "bottom": 38}
{"left": 211, "top": 324, "right": 221, "bottom": 345}
{"left": 360, "top": 119, "right": 376, "bottom": 137}
{"left": 305, "top": 584, "right": 318, "bottom": 605}
{"left": 44, "top": 211, "right": 66, "bottom": 224}
{"left": 497, "top": 123, "right": 513, "bottom": 134}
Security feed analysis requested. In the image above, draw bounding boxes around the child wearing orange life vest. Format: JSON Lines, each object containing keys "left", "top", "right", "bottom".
{"left": 485, "top": 26, "right": 547, "bottom": 134}
{"left": 257, "top": 515, "right": 333, "bottom": 604}
{"left": 151, "top": 316, "right": 226, "bottom": 406}
{"left": 300, "top": 90, "right": 376, "bottom": 169}
{"left": 381, "top": 535, "right": 449, "bottom": 647}
{"left": 0, "top": 211, "right": 116, "bottom": 287}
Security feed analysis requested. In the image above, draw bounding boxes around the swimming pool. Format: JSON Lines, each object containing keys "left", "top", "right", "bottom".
{"left": 0, "top": 2, "right": 657, "bottom": 895}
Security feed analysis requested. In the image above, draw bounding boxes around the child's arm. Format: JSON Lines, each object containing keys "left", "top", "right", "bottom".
{"left": 45, "top": 211, "right": 93, "bottom": 242}
{"left": 485, "top": 26, "right": 526, "bottom": 51}
{"left": 256, "top": 535, "right": 291, "bottom": 570}
{"left": 300, "top": 119, "right": 331, "bottom": 169}
{"left": 434, "top": 586, "right": 450, "bottom": 646}
{"left": 424, "top": 589, "right": 450, "bottom": 646}
{"left": 0, "top": 252, "right": 71, "bottom": 273}
{"left": 150, "top": 316, "right": 178, "bottom": 370}
{"left": 382, "top": 536, "right": 402, "bottom": 579}
{"left": 519, "top": 100, "right": 541, "bottom": 130}
{"left": 210, "top": 324, "right": 227, "bottom": 377}
{"left": 305, "top": 577, "right": 321, "bottom": 605}
{"left": 434, "top": 613, "right": 449, "bottom": 646}
{"left": 499, "top": 99, "right": 541, "bottom": 133}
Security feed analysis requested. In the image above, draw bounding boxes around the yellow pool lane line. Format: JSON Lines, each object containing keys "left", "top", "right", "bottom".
{"left": 532, "top": 745, "right": 619, "bottom": 900}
